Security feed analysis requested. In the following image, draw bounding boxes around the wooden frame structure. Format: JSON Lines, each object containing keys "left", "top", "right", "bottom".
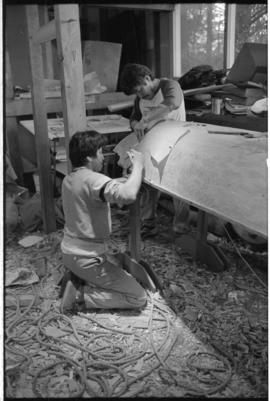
{"left": 5, "top": 4, "right": 135, "bottom": 233}
{"left": 7, "top": 4, "right": 242, "bottom": 234}
{"left": 25, "top": 4, "right": 87, "bottom": 232}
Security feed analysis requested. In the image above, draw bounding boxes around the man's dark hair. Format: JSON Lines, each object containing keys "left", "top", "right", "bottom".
{"left": 69, "top": 130, "right": 107, "bottom": 168}
{"left": 119, "top": 63, "right": 154, "bottom": 95}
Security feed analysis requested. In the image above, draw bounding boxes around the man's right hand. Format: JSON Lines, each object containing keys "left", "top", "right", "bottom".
{"left": 127, "top": 149, "right": 144, "bottom": 169}
{"left": 134, "top": 128, "right": 145, "bottom": 141}
{"left": 133, "top": 120, "right": 147, "bottom": 142}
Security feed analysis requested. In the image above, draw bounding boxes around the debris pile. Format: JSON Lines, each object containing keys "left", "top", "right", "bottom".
{"left": 4, "top": 207, "right": 268, "bottom": 397}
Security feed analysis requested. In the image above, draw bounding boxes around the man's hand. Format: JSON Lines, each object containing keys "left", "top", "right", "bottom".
{"left": 127, "top": 149, "right": 144, "bottom": 169}
{"left": 133, "top": 120, "right": 147, "bottom": 142}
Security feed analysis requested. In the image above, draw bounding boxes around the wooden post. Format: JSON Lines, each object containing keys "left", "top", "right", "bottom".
{"left": 196, "top": 210, "right": 208, "bottom": 243}
{"left": 39, "top": 5, "right": 54, "bottom": 78}
{"left": 54, "top": 4, "right": 87, "bottom": 173}
{"left": 129, "top": 194, "right": 141, "bottom": 261}
{"left": 26, "top": 5, "right": 56, "bottom": 233}
{"left": 5, "top": 48, "right": 24, "bottom": 185}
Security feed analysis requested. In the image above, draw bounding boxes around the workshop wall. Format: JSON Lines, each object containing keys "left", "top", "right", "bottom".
{"left": 6, "top": 5, "right": 172, "bottom": 91}
{"left": 6, "top": 5, "right": 31, "bottom": 89}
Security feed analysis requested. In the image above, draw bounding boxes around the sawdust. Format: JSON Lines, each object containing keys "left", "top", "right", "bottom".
{"left": 4, "top": 206, "right": 268, "bottom": 398}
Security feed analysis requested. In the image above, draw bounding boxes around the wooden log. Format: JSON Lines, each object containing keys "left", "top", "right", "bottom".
{"left": 26, "top": 5, "right": 56, "bottom": 233}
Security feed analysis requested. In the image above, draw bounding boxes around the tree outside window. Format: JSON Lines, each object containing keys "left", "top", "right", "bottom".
{"left": 235, "top": 4, "right": 267, "bottom": 56}
{"left": 181, "top": 3, "right": 225, "bottom": 74}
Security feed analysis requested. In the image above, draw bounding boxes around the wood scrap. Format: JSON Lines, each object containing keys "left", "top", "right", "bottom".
{"left": 4, "top": 207, "right": 268, "bottom": 398}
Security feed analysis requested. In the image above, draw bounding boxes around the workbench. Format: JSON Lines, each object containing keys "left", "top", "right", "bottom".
{"left": 186, "top": 110, "right": 267, "bottom": 132}
{"left": 19, "top": 114, "right": 131, "bottom": 176}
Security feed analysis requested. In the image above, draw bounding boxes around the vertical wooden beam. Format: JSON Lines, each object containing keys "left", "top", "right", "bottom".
{"left": 26, "top": 5, "right": 56, "bottom": 233}
{"left": 39, "top": 5, "right": 54, "bottom": 78}
{"left": 5, "top": 48, "right": 24, "bottom": 184}
{"left": 129, "top": 195, "right": 141, "bottom": 261}
{"left": 54, "top": 4, "right": 87, "bottom": 173}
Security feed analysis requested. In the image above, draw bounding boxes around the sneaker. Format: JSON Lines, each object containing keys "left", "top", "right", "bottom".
{"left": 141, "top": 224, "right": 158, "bottom": 239}
{"left": 60, "top": 280, "right": 85, "bottom": 313}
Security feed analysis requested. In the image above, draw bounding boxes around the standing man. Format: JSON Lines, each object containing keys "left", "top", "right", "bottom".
{"left": 120, "top": 63, "right": 189, "bottom": 238}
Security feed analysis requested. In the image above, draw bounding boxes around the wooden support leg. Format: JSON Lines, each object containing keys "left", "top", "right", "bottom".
{"left": 116, "top": 193, "right": 163, "bottom": 292}
{"left": 129, "top": 195, "right": 141, "bottom": 261}
{"left": 175, "top": 209, "right": 228, "bottom": 272}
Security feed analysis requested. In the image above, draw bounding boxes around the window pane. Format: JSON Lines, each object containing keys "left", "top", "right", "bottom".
{"left": 235, "top": 4, "right": 267, "bottom": 56}
{"left": 181, "top": 3, "right": 225, "bottom": 74}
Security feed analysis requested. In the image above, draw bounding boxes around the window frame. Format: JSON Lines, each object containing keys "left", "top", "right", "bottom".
{"left": 172, "top": 3, "right": 236, "bottom": 76}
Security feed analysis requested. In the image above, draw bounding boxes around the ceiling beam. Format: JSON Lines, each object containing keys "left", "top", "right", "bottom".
{"left": 88, "top": 4, "right": 174, "bottom": 11}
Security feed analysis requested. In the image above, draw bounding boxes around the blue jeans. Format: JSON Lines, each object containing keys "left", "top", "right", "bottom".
{"left": 62, "top": 253, "right": 147, "bottom": 309}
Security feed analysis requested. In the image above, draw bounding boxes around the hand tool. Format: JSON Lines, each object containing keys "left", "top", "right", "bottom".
{"left": 208, "top": 130, "right": 256, "bottom": 138}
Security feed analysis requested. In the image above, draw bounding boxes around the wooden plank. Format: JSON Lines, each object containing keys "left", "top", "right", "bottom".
{"left": 26, "top": 5, "right": 56, "bottom": 233}
{"left": 34, "top": 19, "right": 56, "bottom": 44}
{"left": 39, "top": 6, "right": 54, "bottom": 78}
{"left": 89, "top": 4, "right": 174, "bottom": 11}
{"left": 82, "top": 40, "right": 122, "bottom": 91}
{"left": 5, "top": 48, "right": 24, "bottom": 184}
{"left": 129, "top": 196, "right": 141, "bottom": 261}
{"left": 55, "top": 4, "right": 87, "bottom": 174}
{"left": 5, "top": 118, "right": 24, "bottom": 184}
{"left": 19, "top": 115, "right": 131, "bottom": 138}
{"left": 6, "top": 92, "right": 136, "bottom": 117}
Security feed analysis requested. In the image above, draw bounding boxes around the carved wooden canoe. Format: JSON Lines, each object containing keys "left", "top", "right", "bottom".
{"left": 114, "top": 121, "right": 267, "bottom": 238}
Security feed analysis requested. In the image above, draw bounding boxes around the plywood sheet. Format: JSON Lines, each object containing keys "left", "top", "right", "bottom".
{"left": 20, "top": 115, "right": 131, "bottom": 139}
{"left": 82, "top": 41, "right": 122, "bottom": 91}
{"left": 115, "top": 121, "right": 267, "bottom": 237}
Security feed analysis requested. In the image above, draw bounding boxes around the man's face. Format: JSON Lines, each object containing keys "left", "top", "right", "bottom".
{"left": 134, "top": 75, "right": 155, "bottom": 99}
{"left": 92, "top": 148, "right": 104, "bottom": 172}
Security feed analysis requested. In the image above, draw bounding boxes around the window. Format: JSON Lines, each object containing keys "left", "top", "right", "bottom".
{"left": 235, "top": 4, "right": 267, "bottom": 56}
{"left": 181, "top": 4, "right": 226, "bottom": 74}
